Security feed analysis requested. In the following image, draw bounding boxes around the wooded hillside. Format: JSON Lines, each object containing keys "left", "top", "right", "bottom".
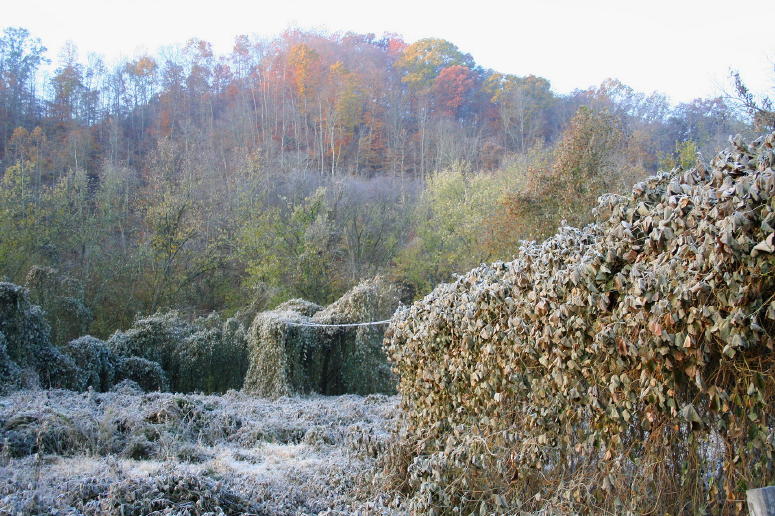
{"left": 0, "top": 26, "right": 766, "bottom": 337}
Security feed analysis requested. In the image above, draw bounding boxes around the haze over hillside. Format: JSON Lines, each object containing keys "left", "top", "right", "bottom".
{"left": 6, "top": 0, "right": 774, "bottom": 102}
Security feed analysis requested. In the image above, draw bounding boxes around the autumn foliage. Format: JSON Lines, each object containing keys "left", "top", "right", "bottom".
{"left": 0, "top": 25, "right": 754, "bottom": 341}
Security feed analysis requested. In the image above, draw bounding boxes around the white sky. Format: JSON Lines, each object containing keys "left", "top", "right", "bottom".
{"left": 4, "top": 0, "right": 774, "bottom": 104}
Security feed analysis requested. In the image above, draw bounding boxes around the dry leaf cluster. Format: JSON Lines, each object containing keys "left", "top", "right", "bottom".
{"left": 385, "top": 132, "right": 775, "bottom": 514}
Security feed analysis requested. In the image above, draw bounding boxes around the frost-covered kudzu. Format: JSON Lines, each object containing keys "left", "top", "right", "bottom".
{"left": 175, "top": 313, "right": 249, "bottom": 393}
{"left": 25, "top": 266, "right": 92, "bottom": 347}
{"left": 385, "top": 132, "right": 775, "bottom": 514}
{"left": 244, "top": 276, "right": 401, "bottom": 397}
{"left": 61, "top": 336, "right": 116, "bottom": 392}
{"left": 0, "top": 281, "right": 166, "bottom": 393}
{"left": 113, "top": 356, "right": 169, "bottom": 392}
{"left": 107, "top": 311, "right": 249, "bottom": 393}
{"left": 0, "top": 332, "right": 21, "bottom": 394}
{"left": 0, "top": 281, "right": 83, "bottom": 391}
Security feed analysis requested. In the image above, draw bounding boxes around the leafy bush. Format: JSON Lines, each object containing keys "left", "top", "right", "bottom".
{"left": 34, "top": 345, "right": 85, "bottom": 391}
{"left": 0, "top": 282, "right": 52, "bottom": 365}
{"left": 395, "top": 162, "right": 505, "bottom": 295}
{"left": 274, "top": 298, "right": 323, "bottom": 317}
{"left": 108, "top": 311, "right": 248, "bottom": 393}
{"left": 314, "top": 276, "right": 402, "bottom": 394}
{"left": 0, "top": 332, "right": 21, "bottom": 394}
{"left": 385, "top": 132, "right": 775, "bottom": 514}
{"left": 0, "top": 281, "right": 83, "bottom": 391}
{"left": 107, "top": 311, "right": 190, "bottom": 372}
{"left": 175, "top": 314, "right": 249, "bottom": 393}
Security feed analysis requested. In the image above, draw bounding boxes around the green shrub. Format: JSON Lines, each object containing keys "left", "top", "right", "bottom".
{"left": 25, "top": 266, "right": 92, "bottom": 346}
{"left": 175, "top": 314, "right": 249, "bottom": 393}
{"left": 108, "top": 311, "right": 248, "bottom": 393}
{"left": 0, "top": 332, "right": 21, "bottom": 394}
{"left": 107, "top": 311, "right": 190, "bottom": 372}
{"left": 314, "top": 276, "right": 401, "bottom": 394}
{"left": 0, "top": 282, "right": 52, "bottom": 366}
{"left": 34, "top": 345, "right": 85, "bottom": 390}
{"left": 274, "top": 298, "right": 322, "bottom": 317}
{"left": 0, "top": 281, "right": 83, "bottom": 391}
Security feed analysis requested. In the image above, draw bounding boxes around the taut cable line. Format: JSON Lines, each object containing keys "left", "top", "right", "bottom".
{"left": 283, "top": 319, "right": 392, "bottom": 328}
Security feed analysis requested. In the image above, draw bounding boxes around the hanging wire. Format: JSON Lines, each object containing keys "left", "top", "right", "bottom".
{"left": 283, "top": 319, "right": 392, "bottom": 328}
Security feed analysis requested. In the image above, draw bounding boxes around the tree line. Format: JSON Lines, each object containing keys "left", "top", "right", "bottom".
{"left": 0, "top": 25, "right": 766, "bottom": 337}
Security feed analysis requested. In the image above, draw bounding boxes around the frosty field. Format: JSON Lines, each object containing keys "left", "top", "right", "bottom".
{"left": 0, "top": 388, "right": 401, "bottom": 515}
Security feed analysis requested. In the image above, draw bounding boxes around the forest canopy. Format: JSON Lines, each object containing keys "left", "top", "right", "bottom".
{"left": 0, "top": 26, "right": 767, "bottom": 338}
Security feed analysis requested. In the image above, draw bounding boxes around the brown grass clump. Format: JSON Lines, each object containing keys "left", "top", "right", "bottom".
{"left": 384, "top": 132, "right": 775, "bottom": 514}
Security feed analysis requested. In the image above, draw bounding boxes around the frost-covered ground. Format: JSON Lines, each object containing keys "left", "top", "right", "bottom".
{"left": 0, "top": 386, "right": 404, "bottom": 515}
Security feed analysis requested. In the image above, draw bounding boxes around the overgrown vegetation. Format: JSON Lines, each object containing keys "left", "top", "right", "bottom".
{"left": 0, "top": 282, "right": 82, "bottom": 391}
{"left": 1, "top": 21, "right": 773, "bottom": 515}
{"left": 107, "top": 311, "right": 249, "bottom": 393}
{"left": 1, "top": 275, "right": 403, "bottom": 397}
{"left": 0, "top": 282, "right": 176, "bottom": 394}
{"left": 244, "top": 276, "right": 402, "bottom": 397}
{"left": 384, "top": 132, "right": 775, "bottom": 514}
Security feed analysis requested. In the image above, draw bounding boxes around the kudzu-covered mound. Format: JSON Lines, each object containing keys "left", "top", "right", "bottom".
{"left": 0, "top": 332, "right": 21, "bottom": 394}
{"left": 25, "top": 266, "right": 92, "bottom": 346}
{"left": 175, "top": 313, "right": 249, "bottom": 393}
{"left": 107, "top": 311, "right": 190, "bottom": 372}
{"left": 108, "top": 311, "right": 248, "bottom": 393}
{"left": 314, "top": 276, "right": 403, "bottom": 395}
{"left": 61, "top": 336, "right": 116, "bottom": 392}
{"left": 275, "top": 298, "right": 323, "bottom": 317}
{"left": 244, "top": 276, "right": 401, "bottom": 397}
{"left": 113, "top": 356, "right": 169, "bottom": 392}
{"left": 0, "top": 282, "right": 54, "bottom": 366}
{"left": 385, "top": 133, "right": 775, "bottom": 514}
{"left": 0, "top": 282, "right": 82, "bottom": 391}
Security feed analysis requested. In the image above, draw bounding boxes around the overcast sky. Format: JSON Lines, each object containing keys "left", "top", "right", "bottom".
{"left": 4, "top": 0, "right": 773, "bottom": 104}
